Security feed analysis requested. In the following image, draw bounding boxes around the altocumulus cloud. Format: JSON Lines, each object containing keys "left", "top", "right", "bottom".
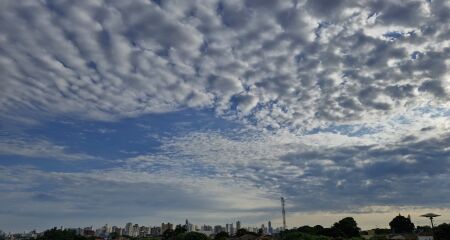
{"left": 0, "top": 0, "right": 450, "bottom": 232}
{"left": 1, "top": 0, "right": 449, "bottom": 128}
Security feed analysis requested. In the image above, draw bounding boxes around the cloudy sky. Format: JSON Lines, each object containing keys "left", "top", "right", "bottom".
{"left": 1, "top": 0, "right": 449, "bottom": 232}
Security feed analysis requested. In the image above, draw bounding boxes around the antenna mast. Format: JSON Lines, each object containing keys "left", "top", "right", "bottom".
{"left": 281, "top": 197, "right": 286, "bottom": 230}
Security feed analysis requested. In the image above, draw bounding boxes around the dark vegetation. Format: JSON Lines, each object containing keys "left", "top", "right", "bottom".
{"left": 281, "top": 217, "right": 361, "bottom": 239}
{"left": 36, "top": 228, "right": 96, "bottom": 240}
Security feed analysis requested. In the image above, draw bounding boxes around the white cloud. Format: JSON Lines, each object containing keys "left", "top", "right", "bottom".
{"left": 0, "top": 0, "right": 447, "bottom": 130}
{"left": 0, "top": 138, "right": 97, "bottom": 161}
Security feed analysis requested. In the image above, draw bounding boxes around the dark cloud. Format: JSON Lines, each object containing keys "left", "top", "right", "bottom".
{"left": 419, "top": 80, "right": 447, "bottom": 98}
{"left": 278, "top": 134, "right": 450, "bottom": 211}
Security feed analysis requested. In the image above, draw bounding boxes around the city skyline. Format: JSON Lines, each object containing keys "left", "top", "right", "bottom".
{"left": 1, "top": 0, "right": 449, "bottom": 234}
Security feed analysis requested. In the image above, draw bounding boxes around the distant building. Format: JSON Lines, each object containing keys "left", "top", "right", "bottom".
{"left": 139, "top": 226, "right": 150, "bottom": 237}
{"left": 83, "top": 228, "right": 95, "bottom": 237}
{"left": 132, "top": 224, "right": 139, "bottom": 237}
{"left": 124, "top": 223, "right": 133, "bottom": 236}
{"left": 236, "top": 221, "right": 241, "bottom": 231}
{"left": 112, "top": 226, "right": 122, "bottom": 236}
{"left": 150, "top": 226, "right": 161, "bottom": 236}
{"left": 161, "top": 222, "right": 173, "bottom": 233}
{"left": 260, "top": 224, "right": 268, "bottom": 234}
{"left": 201, "top": 225, "right": 213, "bottom": 231}
{"left": 226, "top": 223, "right": 234, "bottom": 235}
{"left": 214, "top": 225, "right": 224, "bottom": 234}
{"left": 268, "top": 221, "right": 272, "bottom": 235}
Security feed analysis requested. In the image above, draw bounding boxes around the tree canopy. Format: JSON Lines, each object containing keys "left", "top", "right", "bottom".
{"left": 389, "top": 215, "right": 415, "bottom": 234}
{"left": 434, "top": 223, "right": 450, "bottom": 240}
{"left": 182, "top": 232, "right": 209, "bottom": 240}
{"left": 214, "top": 231, "right": 229, "bottom": 240}
{"left": 332, "top": 217, "right": 360, "bottom": 237}
{"left": 235, "top": 228, "right": 258, "bottom": 237}
{"left": 36, "top": 228, "right": 93, "bottom": 240}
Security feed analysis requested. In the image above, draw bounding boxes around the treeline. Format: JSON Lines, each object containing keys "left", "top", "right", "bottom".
{"left": 281, "top": 217, "right": 361, "bottom": 240}
{"left": 282, "top": 215, "right": 450, "bottom": 240}
{"left": 36, "top": 228, "right": 96, "bottom": 240}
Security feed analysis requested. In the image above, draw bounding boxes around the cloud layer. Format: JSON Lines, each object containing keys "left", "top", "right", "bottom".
{"left": 1, "top": 0, "right": 448, "bottom": 129}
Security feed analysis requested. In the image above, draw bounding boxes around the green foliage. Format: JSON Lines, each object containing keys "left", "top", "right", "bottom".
{"left": 163, "top": 229, "right": 208, "bottom": 240}
{"left": 174, "top": 225, "right": 187, "bottom": 235}
{"left": 163, "top": 229, "right": 176, "bottom": 240}
{"left": 109, "top": 232, "right": 120, "bottom": 239}
{"left": 182, "top": 232, "right": 209, "bottom": 240}
{"left": 435, "top": 223, "right": 450, "bottom": 240}
{"left": 389, "top": 215, "right": 414, "bottom": 234}
{"left": 318, "top": 227, "right": 344, "bottom": 238}
{"left": 372, "top": 228, "right": 390, "bottom": 235}
{"left": 236, "top": 228, "right": 258, "bottom": 237}
{"left": 36, "top": 228, "right": 92, "bottom": 240}
{"left": 294, "top": 218, "right": 360, "bottom": 238}
{"left": 280, "top": 231, "right": 330, "bottom": 240}
{"left": 0, "top": 230, "right": 5, "bottom": 240}
{"left": 332, "top": 217, "right": 360, "bottom": 237}
{"left": 214, "top": 231, "right": 229, "bottom": 240}
{"left": 296, "top": 226, "right": 321, "bottom": 235}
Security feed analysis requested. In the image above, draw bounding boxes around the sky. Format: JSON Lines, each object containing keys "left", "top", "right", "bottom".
{"left": 0, "top": 0, "right": 449, "bottom": 233}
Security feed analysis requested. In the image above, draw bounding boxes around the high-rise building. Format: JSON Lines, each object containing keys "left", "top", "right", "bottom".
{"left": 225, "top": 223, "right": 234, "bottom": 235}
{"left": 150, "top": 226, "right": 161, "bottom": 236}
{"left": 112, "top": 226, "right": 122, "bottom": 236}
{"left": 201, "top": 225, "right": 213, "bottom": 231}
{"left": 214, "top": 225, "right": 223, "bottom": 234}
{"left": 236, "top": 221, "right": 241, "bottom": 231}
{"left": 125, "top": 223, "right": 133, "bottom": 236}
{"left": 132, "top": 224, "right": 139, "bottom": 237}
{"left": 161, "top": 222, "right": 173, "bottom": 234}
{"left": 268, "top": 221, "right": 273, "bottom": 235}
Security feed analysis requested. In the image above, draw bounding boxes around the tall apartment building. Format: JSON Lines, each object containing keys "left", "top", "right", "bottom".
{"left": 161, "top": 222, "right": 173, "bottom": 234}
{"left": 124, "top": 222, "right": 133, "bottom": 236}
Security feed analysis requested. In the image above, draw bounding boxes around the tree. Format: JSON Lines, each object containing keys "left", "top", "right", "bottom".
{"left": 0, "top": 230, "right": 5, "bottom": 240}
{"left": 236, "top": 228, "right": 258, "bottom": 237}
{"left": 297, "top": 226, "right": 315, "bottom": 235}
{"left": 214, "top": 231, "right": 229, "bottom": 240}
{"left": 434, "top": 223, "right": 450, "bottom": 240}
{"left": 163, "top": 229, "right": 176, "bottom": 240}
{"left": 109, "top": 232, "right": 120, "bottom": 240}
{"left": 174, "top": 225, "right": 187, "bottom": 235}
{"left": 183, "top": 232, "right": 209, "bottom": 240}
{"left": 332, "top": 217, "right": 360, "bottom": 237}
{"left": 389, "top": 215, "right": 414, "bottom": 234}
{"left": 37, "top": 228, "right": 89, "bottom": 240}
{"left": 319, "top": 227, "right": 344, "bottom": 238}
{"left": 296, "top": 225, "right": 324, "bottom": 236}
{"left": 281, "top": 231, "right": 329, "bottom": 240}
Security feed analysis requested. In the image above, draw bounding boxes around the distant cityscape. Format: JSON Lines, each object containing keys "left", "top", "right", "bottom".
{"left": 2, "top": 219, "right": 281, "bottom": 240}
{"left": 2, "top": 213, "right": 450, "bottom": 240}
{"left": 1, "top": 197, "right": 448, "bottom": 240}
